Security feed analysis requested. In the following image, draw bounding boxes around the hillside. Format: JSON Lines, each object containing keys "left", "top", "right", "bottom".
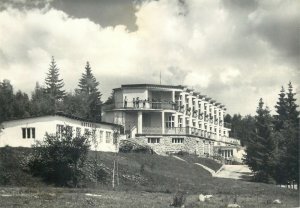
{"left": 0, "top": 147, "right": 299, "bottom": 207}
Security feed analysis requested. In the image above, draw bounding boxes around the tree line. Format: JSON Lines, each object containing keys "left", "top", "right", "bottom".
{"left": 226, "top": 82, "right": 299, "bottom": 187}
{"left": 0, "top": 57, "right": 102, "bottom": 127}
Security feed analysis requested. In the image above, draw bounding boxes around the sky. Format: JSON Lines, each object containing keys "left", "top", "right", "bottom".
{"left": 0, "top": 0, "right": 299, "bottom": 115}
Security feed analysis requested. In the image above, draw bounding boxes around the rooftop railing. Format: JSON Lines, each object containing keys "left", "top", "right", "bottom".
{"left": 103, "top": 101, "right": 178, "bottom": 111}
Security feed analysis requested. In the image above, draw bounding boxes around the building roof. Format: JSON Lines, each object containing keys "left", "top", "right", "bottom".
{"left": 2, "top": 112, "right": 120, "bottom": 127}
{"left": 118, "top": 84, "right": 186, "bottom": 90}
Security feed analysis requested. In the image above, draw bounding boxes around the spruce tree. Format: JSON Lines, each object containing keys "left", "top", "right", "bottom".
{"left": 274, "top": 86, "right": 287, "bottom": 131}
{"left": 284, "top": 82, "right": 299, "bottom": 188}
{"left": 45, "top": 56, "right": 65, "bottom": 101}
{"left": 244, "top": 98, "right": 277, "bottom": 183}
{"left": 77, "top": 62, "right": 102, "bottom": 121}
{"left": 286, "top": 82, "right": 299, "bottom": 124}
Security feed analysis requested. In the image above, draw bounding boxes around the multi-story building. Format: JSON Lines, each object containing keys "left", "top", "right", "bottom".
{"left": 102, "top": 84, "right": 241, "bottom": 158}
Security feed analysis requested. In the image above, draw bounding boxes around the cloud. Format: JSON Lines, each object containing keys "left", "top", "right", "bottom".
{"left": 0, "top": 0, "right": 299, "bottom": 115}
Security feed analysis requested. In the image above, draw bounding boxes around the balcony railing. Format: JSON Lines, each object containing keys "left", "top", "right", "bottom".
{"left": 103, "top": 101, "right": 178, "bottom": 111}
{"left": 141, "top": 126, "right": 240, "bottom": 145}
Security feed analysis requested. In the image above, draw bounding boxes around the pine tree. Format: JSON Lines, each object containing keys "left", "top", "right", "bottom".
{"left": 45, "top": 56, "right": 65, "bottom": 101}
{"left": 272, "top": 82, "right": 299, "bottom": 187}
{"left": 283, "top": 82, "right": 299, "bottom": 188}
{"left": 286, "top": 82, "right": 299, "bottom": 124}
{"left": 244, "top": 98, "right": 277, "bottom": 183}
{"left": 77, "top": 62, "right": 102, "bottom": 121}
{"left": 274, "top": 86, "right": 287, "bottom": 131}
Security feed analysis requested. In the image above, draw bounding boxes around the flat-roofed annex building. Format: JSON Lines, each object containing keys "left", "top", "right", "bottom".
{"left": 0, "top": 112, "right": 122, "bottom": 153}
{"left": 102, "top": 84, "right": 241, "bottom": 158}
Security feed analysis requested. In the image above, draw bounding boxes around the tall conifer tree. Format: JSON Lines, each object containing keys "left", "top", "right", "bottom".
{"left": 274, "top": 86, "right": 287, "bottom": 131}
{"left": 244, "top": 98, "right": 277, "bottom": 183}
{"left": 45, "top": 56, "right": 65, "bottom": 101}
{"left": 286, "top": 82, "right": 299, "bottom": 124}
{"left": 284, "top": 82, "right": 299, "bottom": 187}
{"left": 77, "top": 62, "right": 102, "bottom": 121}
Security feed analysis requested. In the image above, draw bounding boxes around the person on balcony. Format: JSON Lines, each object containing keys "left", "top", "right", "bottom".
{"left": 136, "top": 97, "right": 140, "bottom": 108}
{"left": 143, "top": 99, "right": 146, "bottom": 108}
{"left": 124, "top": 96, "right": 128, "bottom": 108}
{"left": 133, "top": 98, "right": 136, "bottom": 108}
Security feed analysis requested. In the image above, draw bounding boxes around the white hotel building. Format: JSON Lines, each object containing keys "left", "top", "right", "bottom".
{"left": 102, "top": 84, "right": 241, "bottom": 159}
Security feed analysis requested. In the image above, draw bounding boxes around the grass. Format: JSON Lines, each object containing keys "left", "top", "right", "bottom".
{"left": 176, "top": 154, "right": 223, "bottom": 172}
{"left": 0, "top": 147, "right": 299, "bottom": 207}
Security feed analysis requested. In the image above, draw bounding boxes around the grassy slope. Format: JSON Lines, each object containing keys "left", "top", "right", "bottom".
{"left": 176, "top": 154, "right": 223, "bottom": 172}
{"left": 0, "top": 147, "right": 299, "bottom": 207}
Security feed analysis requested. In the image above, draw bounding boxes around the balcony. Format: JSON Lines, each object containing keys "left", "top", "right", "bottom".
{"left": 103, "top": 101, "right": 179, "bottom": 111}
{"left": 141, "top": 126, "right": 215, "bottom": 138}
{"left": 140, "top": 127, "right": 240, "bottom": 145}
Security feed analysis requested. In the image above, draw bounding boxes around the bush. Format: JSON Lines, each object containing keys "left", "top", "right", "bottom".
{"left": 170, "top": 191, "right": 187, "bottom": 207}
{"left": 119, "top": 140, "right": 153, "bottom": 154}
{"left": 176, "top": 150, "right": 189, "bottom": 156}
{"left": 28, "top": 127, "right": 90, "bottom": 187}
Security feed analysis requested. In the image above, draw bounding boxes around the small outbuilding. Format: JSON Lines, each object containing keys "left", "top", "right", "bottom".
{"left": 0, "top": 112, "right": 124, "bottom": 152}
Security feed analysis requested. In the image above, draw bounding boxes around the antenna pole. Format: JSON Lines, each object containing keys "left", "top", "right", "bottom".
{"left": 160, "top": 70, "right": 161, "bottom": 85}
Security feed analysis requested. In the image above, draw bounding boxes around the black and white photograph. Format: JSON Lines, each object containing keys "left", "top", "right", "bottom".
{"left": 0, "top": 0, "right": 299, "bottom": 207}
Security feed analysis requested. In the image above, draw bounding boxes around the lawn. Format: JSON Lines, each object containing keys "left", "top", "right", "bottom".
{"left": 0, "top": 186, "right": 298, "bottom": 208}
{"left": 175, "top": 154, "right": 223, "bottom": 172}
{"left": 0, "top": 147, "right": 299, "bottom": 207}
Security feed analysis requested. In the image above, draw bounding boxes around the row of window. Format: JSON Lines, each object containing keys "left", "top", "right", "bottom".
{"left": 22, "top": 128, "right": 35, "bottom": 139}
{"left": 165, "top": 115, "right": 228, "bottom": 135}
{"left": 81, "top": 122, "right": 96, "bottom": 128}
{"left": 178, "top": 95, "right": 224, "bottom": 115}
{"left": 56, "top": 125, "right": 114, "bottom": 144}
{"left": 147, "top": 137, "right": 185, "bottom": 144}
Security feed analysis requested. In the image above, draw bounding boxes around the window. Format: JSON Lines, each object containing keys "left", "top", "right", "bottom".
{"left": 172, "top": 138, "right": 184, "bottom": 143}
{"left": 148, "top": 138, "right": 160, "bottom": 143}
{"left": 84, "top": 128, "right": 90, "bottom": 135}
{"left": 166, "top": 115, "right": 175, "bottom": 128}
{"left": 106, "top": 131, "right": 111, "bottom": 143}
{"left": 27, "top": 128, "right": 31, "bottom": 138}
{"left": 32, "top": 128, "right": 35, "bottom": 139}
{"left": 99, "top": 130, "right": 104, "bottom": 143}
{"left": 22, "top": 128, "right": 35, "bottom": 139}
{"left": 56, "top": 124, "right": 63, "bottom": 137}
{"left": 22, "top": 128, "right": 26, "bottom": 138}
{"left": 66, "top": 125, "right": 73, "bottom": 136}
{"left": 178, "top": 117, "right": 183, "bottom": 127}
{"left": 76, "top": 127, "right": 81, "bottom": 137}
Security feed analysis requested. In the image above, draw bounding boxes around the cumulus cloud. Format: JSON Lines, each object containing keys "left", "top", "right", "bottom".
{"left": 0, "top": 0, "right": 299, "bottom": 115}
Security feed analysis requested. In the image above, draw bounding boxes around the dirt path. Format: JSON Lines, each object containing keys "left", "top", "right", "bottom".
{"left": 172, "top": 156, "right": 252, "bottom": 180}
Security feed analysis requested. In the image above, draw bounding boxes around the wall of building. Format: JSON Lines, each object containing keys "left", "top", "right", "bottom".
{"left": 123, "top": 88, "right": 148, "bottom": 108}
{"left": 124, "top": 112, "right": 138, "bottom": 131}
{"left": 136, "top": 136, "right": 213, "bottom": 156}
{"left": 114, "top": 90, "right": 123, "bottom": 108}
{"left": 0, "top": 115, "right": 119, "bottom": 152}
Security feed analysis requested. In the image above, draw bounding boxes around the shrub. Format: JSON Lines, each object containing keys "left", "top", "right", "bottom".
{"left": 176, "top": 150, "right": 189, "bottom": 156}
{"left": 28, "top": 127, "right": 90, "bottom": 187}
{"left": 119, "top": 140, "right": 153, "bottom": 154}
{"left": 170, "top": 191, "right": 187, "bottom": 207}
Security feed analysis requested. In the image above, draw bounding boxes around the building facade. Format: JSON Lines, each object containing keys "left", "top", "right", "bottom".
{"left": 102, "top": 84, "right": 241, "bottom": 158}
{"left": 0, "top": 113, "right": 122, "bottom": 152}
